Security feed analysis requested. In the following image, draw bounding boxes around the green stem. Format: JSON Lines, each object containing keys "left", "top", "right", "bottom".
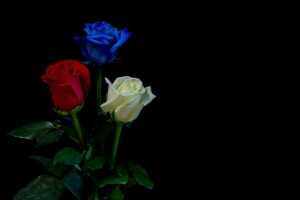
{"left": 70, "top": 110, "right": 86, "bottom": 150}
{"left": 97, "top": 67, "right": 103, "bottom": 115}
{"left": 111, "top": 122, "right": 123, "bottom": 168}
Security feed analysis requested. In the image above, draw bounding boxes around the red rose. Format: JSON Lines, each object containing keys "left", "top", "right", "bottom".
{"left": 41, "top": 59, "right": 90, "bottom": 111}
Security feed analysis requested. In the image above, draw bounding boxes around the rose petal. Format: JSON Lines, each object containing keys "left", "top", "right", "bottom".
{"left": 143, "top": 86, "right": 156, "bottom": 106}
{"left": 59, "top": 60, "right": 90, "bottom": 95}
{"left": 114, "top": 92, "right": 143, "bottom": 123}
{"left": 73, "top": 36, "right": 89, "bottom": 58}
{"left": 116, "top": 87, "right": 155, "bottom": 122}
{"left": 74, "top": 38, "right": 113, "bottom": 64}
{"left": 49, "top": 75, "right": 83, "bottom": 111}
{"left": 112, "top": 76, "right": 131, "bottom": 88}
{"left": 100, "top": 93, "right": 137, "bottom": 114}
{"left": 110, "top": 28, "right": 132, "bottom": 53}
{"left": 101, "top": 76, "right": 155, "bottom": 123}
{"left": 116, "top": 78, "right": 142, "bottom": 94}
{"left": 86, "top": 35, "right": 114, "bottom": 45}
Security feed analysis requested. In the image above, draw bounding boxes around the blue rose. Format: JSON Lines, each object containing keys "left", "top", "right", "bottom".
{"left": 74, "top": 21, "right": 131, "bottom": 65}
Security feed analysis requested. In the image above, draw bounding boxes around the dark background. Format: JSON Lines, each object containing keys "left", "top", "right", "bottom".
{"left": 0, "top": 2, "right": 267, "bottom": 200}
{"left": 0, "top": 4, "right": 197, "bottom": 200}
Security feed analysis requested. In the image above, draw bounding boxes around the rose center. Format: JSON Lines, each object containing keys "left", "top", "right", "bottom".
{"left": 117, "top": 79, "right": 141, "bottom": 94}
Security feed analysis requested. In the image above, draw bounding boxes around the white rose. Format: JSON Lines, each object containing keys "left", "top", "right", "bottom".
{"left": 100, "top": 76, "right": 156, "bottom": 123}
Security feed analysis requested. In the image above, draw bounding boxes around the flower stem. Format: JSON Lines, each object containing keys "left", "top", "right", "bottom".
{"left": 70, "top": 110, "right": 86, "bottom": 150}
{"left": 96, "top": 67, "right": 103, "bottom": 115}
{"left": 111, "top": 122, "right": 123, "bottom": 168}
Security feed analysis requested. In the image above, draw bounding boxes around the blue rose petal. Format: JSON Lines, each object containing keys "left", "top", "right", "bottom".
{"left": 84, "top": 23, "right": 94, "bottom": 35}
{"left": 87, "top": 35, "right": 114, "bottom": 45}
{"left": 110, "top": 28, "right": 132, "bottom": 54}
{"left": 75, "top": 21, "right": 131, "bottom": 65}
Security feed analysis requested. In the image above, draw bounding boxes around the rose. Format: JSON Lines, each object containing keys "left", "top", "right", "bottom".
{"left": 100, "top": 76, "right": 156, "bottom": 123}
{"left": 41, "top": 59, "right": 90, "bottom": 111}
{"left": 74, "top": 21, "right": 132, "bottom": 65}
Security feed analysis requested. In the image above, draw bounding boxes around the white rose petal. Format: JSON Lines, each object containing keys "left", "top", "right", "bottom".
{"left": 114, "top": 92, "right": 144, "bottom": 123}
{"left": 100, "top": 76, "right": 156, "bottom": 123}
{"left": 105, "top": 78, "right": 119, "bottom": 100}
{"left": 100, "top": 92, "right": 136, "bottom": 114}
{"left": 143, "top": 86, "right": 156, "bottom": 106}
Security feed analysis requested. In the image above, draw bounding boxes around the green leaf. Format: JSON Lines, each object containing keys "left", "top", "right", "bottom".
{"left": 74, "top": 164, "right": 82, "bottom": 171}
{"left": 84, "top": 156, "right": 106, "bottom": 172}
{"left": 108, "top": 185, "right": 124, "bottom": 200}
{"left": 31, "top": 156, "right": 70, "bottom": 177}
{"left": 116, "top": 165, "right": 128, "bottom": 176}
{"left": 36, "top": 129, "right": 63, "bottom": 147}
{"left": 7, "top": 121, "right": 55, "bottom": 139}
{"left": 88, "top": 120, "right": 114, "bottom": 144}
{"left": 87, "top": 190, "right": 100, "bottom": 200}
{"left": 63, "top": 168, "right": 83, "bottom": 200}
{"left": 53, "top": 147, "right": 83, "bottom": 165}
{"left": 85, "top": 145, "right": 94, "bottom": 160}
{"left": 98, "top": 174, "right": 129, "bottom": 188}
{"left": 128, "top": 163, "right": 154, "bottom": 190}
{"left": 61, "top": 124, "right": 80, "bottom": 144}
{"left": 13, "top": 175, "right": 65, "bottom": 200}
{"left": 124, "top": 177, "right": 137, "bottom": 188}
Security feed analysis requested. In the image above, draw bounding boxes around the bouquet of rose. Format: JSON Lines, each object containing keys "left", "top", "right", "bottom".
{"left": 7, "top": 21, "right": 156, "bottom": 200}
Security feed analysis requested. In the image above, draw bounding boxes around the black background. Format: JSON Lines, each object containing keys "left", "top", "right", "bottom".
{"left": 0, "top": 2, "right": 264, "bottom": 200}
